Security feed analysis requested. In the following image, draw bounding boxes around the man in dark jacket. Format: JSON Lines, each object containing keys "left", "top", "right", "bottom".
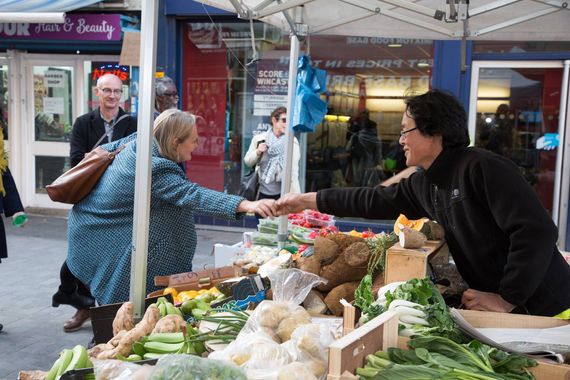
{"left": 277, "top": 89, "right": 570, "bottom": 318}
{"left": 53, "top": 73, "right": 137, "bottom": 332}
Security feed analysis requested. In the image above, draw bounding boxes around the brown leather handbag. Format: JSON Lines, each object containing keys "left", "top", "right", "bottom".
{"left": 46, "top": 114, "right": 132, "bottom": 204}
{"left": 46, "top": 144, "right": 127, "bottom": 204}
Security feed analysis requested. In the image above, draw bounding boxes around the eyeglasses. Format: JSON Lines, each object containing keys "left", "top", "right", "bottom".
{"left": 400, "top": 126, "right": 419, "bottom": 138}
{"left": 99, "top": 87, "right": 123, "bottom": 96}
{"left": 161, "top": 91, "right": 179, "bottom": 98}
{"left": 279, "top": 117, "right": 287, "bottom": 123}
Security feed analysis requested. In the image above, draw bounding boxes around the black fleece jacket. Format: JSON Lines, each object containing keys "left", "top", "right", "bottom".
{"left": 317, "top": 147, "right": 570, "bottom": 317}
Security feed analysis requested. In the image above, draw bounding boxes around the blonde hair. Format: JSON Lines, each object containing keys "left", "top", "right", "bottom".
{"left": 153, "top": 109, "right": 196, "bottom": 161}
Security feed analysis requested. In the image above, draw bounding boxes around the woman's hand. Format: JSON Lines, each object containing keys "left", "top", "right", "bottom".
{"left": 276, "top": 193, "right": 318, "bottom": 215}
{"left": 237, "top": 199, "right": 278, "bottom": 218}
{"left": 461, "top": 289, "right": 516, "bottom": 313}
{"left": 256, "top": 142, "right": 267, "bottom": 156}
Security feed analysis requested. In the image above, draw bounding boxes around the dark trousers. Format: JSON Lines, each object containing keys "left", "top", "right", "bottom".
{"left": 58, "top": 260, "right": 93, "bottom": 300}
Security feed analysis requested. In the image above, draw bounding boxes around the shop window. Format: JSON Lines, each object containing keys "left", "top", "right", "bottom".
{"left": 35, "top": 155, "right": 69, "bottom": 194}
{"left": 473, "top": 67, "right": 562, "bottom": 214}
{"left": 33, "top": 66, "right": 74, "bottom": 142}
{"left": 474, "top": 41, "right": 570, "bottom": 54}
{"left": 82, "top": 61, "right": 135, "bottom": 114}
{"left": 181, "top": 21, "right": 433, "bottom": 194}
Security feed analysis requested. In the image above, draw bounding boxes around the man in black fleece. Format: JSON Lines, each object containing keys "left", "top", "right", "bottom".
{"left": 277, "top": 89, "right": 570, "bottom": 318}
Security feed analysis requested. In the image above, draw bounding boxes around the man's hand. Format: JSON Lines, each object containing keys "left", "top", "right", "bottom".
{"left": 461, "top": 289, "right": 516, "bottom": 313}
{"left": 275, "top": 193, "right": 318, "bottom": 215}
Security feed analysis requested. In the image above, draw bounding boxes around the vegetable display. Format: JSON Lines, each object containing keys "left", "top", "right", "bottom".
{"left": 357, "top": 335, "right": 537, "bottom": 380}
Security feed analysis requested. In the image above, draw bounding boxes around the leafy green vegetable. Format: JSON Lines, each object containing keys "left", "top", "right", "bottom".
{"left": 355, "top": 274, "right": 375, "bottom": 311}
{"left": 358, "top": 337, "right": 537, "bottom": 380}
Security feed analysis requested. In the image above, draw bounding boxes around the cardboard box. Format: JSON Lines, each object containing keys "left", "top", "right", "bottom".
{"left": 328, "top": 308, "right": 570, "bottom": 380}
{"left": 153, "top": 265, "right": 240, "bottom": 288}
{"left": 384, "top": 239, "right": 448, "bottom": 284}
{"left": 214, "top": 242, "right": 248, "bottom": 268}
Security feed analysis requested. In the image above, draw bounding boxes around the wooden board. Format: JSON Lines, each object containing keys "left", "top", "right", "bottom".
{"left": 329, "top": 308, "right": 570, "bottom": 380}
{"left": 384, "top": 240, "right": 447, "bottom": 284}
{"left": 328, "top": 311, "right": 399, "bottom": 380}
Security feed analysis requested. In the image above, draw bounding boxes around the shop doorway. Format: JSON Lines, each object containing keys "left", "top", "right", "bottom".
{"left": 8, "top": 52, "right": 127, "bottom": 209}
{"left": 468, "top": 61, "right": 570, "bottom": 249}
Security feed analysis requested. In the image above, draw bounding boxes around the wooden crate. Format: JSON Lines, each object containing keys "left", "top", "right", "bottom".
{"left": 328, "top": 309, "right": 570, "bottom": 380}
{"left": 384, "top": 239, "right": 448, "bottom": 284}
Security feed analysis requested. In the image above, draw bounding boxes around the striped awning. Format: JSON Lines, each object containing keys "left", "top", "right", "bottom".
{"left": 0, "top": 0, "right": 102, "bottom": 12}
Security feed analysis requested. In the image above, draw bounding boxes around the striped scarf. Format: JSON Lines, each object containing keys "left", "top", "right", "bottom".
{"left": 261, "top": 130, "right": 286, "bottom": 185}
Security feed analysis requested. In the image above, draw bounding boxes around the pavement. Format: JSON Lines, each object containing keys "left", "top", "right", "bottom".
{"left": 0, "top": 214, "right": 248, "bottom": 379}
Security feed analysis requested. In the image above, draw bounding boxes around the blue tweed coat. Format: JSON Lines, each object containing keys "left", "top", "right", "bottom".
{"left": 66, "top": 133, "right": 244, "bottom": 305}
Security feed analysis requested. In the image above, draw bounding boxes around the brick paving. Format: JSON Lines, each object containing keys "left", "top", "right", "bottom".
{"left": 0, "top": 214, "right": 246, "bottom": 379}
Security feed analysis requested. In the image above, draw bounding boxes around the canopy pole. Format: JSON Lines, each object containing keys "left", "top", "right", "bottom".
{"left": 277, "top": 34, "right": 300, "bottom": 248}
{"left": 130, "top": 0, "right": 158, "bottom": 318}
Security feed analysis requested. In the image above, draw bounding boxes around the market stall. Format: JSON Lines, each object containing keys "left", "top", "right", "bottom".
{"left": 20, "top": 212, "right": 570, "bottom": 379}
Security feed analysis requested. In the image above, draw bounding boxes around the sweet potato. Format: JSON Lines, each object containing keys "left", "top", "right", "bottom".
{"left": 344, "top": 242, "right": 371, "bottom": 267}
{"left": 317, "top": 253, "right": 367, "bottom": 292}
{"left": 324, "top": 281, "right": 360, "bottom": 316}
{"left": 398, "top": 226, "right": 427, "bottom": 248}
{"left": 112, "top": 301, "right": 135, "bottom": 336}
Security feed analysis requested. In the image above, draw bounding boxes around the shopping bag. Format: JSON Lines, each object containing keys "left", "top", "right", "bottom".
{"left": 238, "top": 167, "right": 260, "bottom": 201}
{"left": 46, "top": 145, "right": 126, "bottom": 204}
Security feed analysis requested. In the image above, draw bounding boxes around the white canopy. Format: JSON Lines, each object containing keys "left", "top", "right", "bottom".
{"left": 138, "top": 0, "right": 570, "bottom": 315}
{"left": 199, "top": 0, "right": 570, "bottom": 41}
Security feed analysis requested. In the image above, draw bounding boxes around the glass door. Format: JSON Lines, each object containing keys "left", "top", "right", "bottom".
{"left": 20, "top": 54, "right": 128, "bottom": 208}
{"left": 24, "top": 60, "right": 76, "bottom": 208}
{"left": 468, "top": 61, "right": 570, "bottom": 248}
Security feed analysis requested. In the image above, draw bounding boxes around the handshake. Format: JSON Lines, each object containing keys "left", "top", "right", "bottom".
{"left": 239, "top": 192, "right": 317, "bottom": 218}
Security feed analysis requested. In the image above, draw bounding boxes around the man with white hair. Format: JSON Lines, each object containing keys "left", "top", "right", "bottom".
{"left": 154, "top": 75, "right": 179, "bottom": 118}
{"left": 53, "top": 73, "right": 137, "bottom": 333}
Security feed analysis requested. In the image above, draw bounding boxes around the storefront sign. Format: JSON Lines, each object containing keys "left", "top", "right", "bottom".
{"left": 44, "top": 70, "right": 65, "bottom": 88}
{"left": 0, "top": 14, "right": 121, "bottom": 41}
{"left": 253, "top": 60, "right": 289, "bottom": 116}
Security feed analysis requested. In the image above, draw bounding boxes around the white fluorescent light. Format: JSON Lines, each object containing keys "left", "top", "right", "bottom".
{"left": 0, "top": 12, "right": 66, "bottom": 24}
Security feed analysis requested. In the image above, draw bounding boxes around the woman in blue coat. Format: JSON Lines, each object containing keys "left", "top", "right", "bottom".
{"left": 66, "top": 110, "right": 277, "bottom": 305}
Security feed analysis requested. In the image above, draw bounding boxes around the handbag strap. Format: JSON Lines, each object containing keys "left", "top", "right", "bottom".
{"left": 91, "top": 114, "right": 131, "bottom": 151}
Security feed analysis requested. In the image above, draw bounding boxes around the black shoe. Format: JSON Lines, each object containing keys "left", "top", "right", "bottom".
{"left": 0, "top": 323, "right": 3, "bottom": 332}
{"left": 87, "top": 336, "right": 96, "bottom": 349}
{"left": 52, "top": 290, "right": 95, "bottom": 309}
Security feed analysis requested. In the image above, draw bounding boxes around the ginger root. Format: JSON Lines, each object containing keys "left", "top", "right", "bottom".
{"left": 151, "top": 314, "right": 185, "bottom": 334}
{"left": 112, "top": 302, "right": 135, "bottom": 336}
{"left": 96, "top": 304, "right": 160, "bottom": 359}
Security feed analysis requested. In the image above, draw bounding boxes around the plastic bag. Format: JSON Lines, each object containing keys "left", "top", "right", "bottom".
{"left": 207, "top": 269, "right": 328, "bottom": 380}
{"left": 93, "top": 359, "right": 154, "bottom": 380}
{"left": 268, "top": 268, "right": 326, "bottom": 305}
{"left": 149, "top": 354, "right": 247, "bottom": 380}
{"left": 208, "top": 332, "right": 292, "bottom": 371}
